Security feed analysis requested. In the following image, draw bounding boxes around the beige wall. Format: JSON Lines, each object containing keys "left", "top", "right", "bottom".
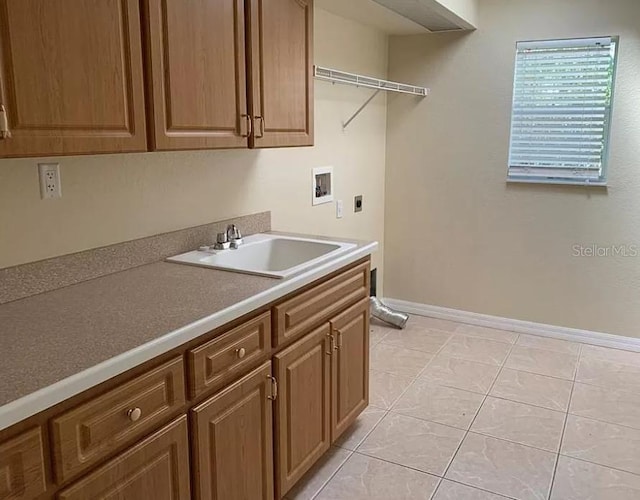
{"left": 384, "top": 0, "right": 640, "bottom": 337}
{"left": 0, "top": 9, "right": 388, "bottom": 288}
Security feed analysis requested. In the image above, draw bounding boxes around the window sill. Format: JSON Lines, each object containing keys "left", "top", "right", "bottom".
{"left": 507, "top": 177, "right": 608, "bottom": 187}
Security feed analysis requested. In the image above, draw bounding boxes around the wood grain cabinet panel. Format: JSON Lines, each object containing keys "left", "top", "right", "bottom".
{"left": 273, "top": 323, "right": 331, "bottom": 499}
{"left": 330, "top": 297, "right": 370, "bottom": 442}
{"left": 191, "top": 361, "right": 274, "bottom": 500}
{"left": 0, "top": 428, "right": 46, "bottom": 500}
{"left": 143, "top": 0, "right": 249, "bottom": 150}
{"left": 0, "top": 0, "right": 147, "bottom": 157}
{"left": 189, "top": 311, "right": 271, "bottom": 399}
{"left": 58, "top": 415, "right": 190, "bottom": 500}
{"left": 51, "top": 356, "right": 186, "bottom": 483}
{"left": 247, "top": 0, "right": 314, "bottom": 148}
{"left": 273, "top": 261, "right": 370, "bottom": 347}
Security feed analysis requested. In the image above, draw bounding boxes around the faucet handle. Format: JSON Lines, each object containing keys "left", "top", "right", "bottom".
{"left": 213, "top": 232, "right": 230, "bottom": 250}
{"left": 226, "top": 224, "right": 243, "bottom": 247}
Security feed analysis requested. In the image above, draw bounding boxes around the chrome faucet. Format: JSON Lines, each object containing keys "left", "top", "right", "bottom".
{"left": 226, "top": 224, "right": 243, "bottom": 249}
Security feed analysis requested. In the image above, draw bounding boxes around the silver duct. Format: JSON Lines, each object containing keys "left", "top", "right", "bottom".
{"left": 370, "top": 296, "right": 409, "bottom": 329}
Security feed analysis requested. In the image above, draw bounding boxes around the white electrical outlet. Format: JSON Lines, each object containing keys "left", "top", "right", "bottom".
{"left": 336, "top": 200, "right": 343, "bottom": 219}
{"left": 38, "top": 163, "right": 62, "bottom": 199}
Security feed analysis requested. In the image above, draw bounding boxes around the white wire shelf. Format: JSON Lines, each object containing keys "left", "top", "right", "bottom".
{"left": 314, "top": 65, "right": 429, "bottom": 96}
{"left": 314, "top": 65, "right": 428, "bottom": 129}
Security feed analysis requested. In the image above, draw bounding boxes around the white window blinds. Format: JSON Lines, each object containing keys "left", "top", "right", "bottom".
{"left": 508, "top": 37, "right": 618, "bottom": 185}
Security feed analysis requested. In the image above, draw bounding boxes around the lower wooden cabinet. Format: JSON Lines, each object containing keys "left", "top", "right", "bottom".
{"left": 273, "top": 297, "right": 370, "bottom": 499}
{"left": 58, "top": 415, "right": 190, "bottom": 500}
{"left": 191, "top": 361, "right": 275, "bottom": 500}
{"left": 0, "top": 428, "right": 46, "bottom": 500}
{"left": 273, "top": 323, "right": 332, "bottom": 499}
{"left": 330, "top": 298, "right": 370, "bottom": 441}
{"left": 0, "top": 260, "right": 371, "bottom": 500}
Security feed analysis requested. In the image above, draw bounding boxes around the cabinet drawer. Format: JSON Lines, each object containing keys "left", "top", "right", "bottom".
{"left": 273, "top": 261, "right": 370, "bottom": 347}
{"left": 188, "top": 312, "right": 271, "bottom": 399}
{"left": 51, "top": 357, "right": 186, "bottom": 483}
{"left": 58, "top": 415, "right": 190, "bottom": 500}
{"left": 0, "top": 428, "right": 46, "bottom": 500}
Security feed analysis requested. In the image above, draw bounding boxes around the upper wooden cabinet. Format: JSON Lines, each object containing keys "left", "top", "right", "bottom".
{"left": 247, "top": 0, "right": 314, "bottom": 148}
{"left": 144, "top": 0, "right": 250, "bottom": 150}
{"left": 0, "top": 0, "right": 147, "bottom": 158}
{"left": 0, "top": 0, "right": 313, "bottom": 158}
{"left": 145, "top": 0, "right": 314, "bottom": 151}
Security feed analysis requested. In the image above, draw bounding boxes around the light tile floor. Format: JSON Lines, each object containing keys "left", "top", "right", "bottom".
{"left": 285, "top": 314, "right": 640, "bottom": 500}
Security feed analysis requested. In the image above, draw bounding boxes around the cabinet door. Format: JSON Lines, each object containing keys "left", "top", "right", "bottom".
{"left": 0, "top": 428, "right": 46, "bottom": 500}
{"left": 0, "top": 0, "right": 147, "bottom": 157}
{"left": 330, "top": 298, "right": 370, "bottom": 442}
{"left": 144, "top": 0, "right": 249, "bottom": 150}
{"left": 247, "top": 0, "right": 314, "bottom": 148}
{"left": 274, "top": 323, "right": 331, "bottom": 498}
{"left": 191, "top": 361, "right": 274, "bottom": 500}
{"left": 58, "top": 416, "right": 190, "bottom": 500}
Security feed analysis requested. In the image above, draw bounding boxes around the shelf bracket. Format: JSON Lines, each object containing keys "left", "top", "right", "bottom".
{"left": 342, "top": 90, "right": 381, "bottom": 130}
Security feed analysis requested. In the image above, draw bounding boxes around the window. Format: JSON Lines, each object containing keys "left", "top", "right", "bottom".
{"left": 507, "top": 37, "right": 619, "bottom": 185}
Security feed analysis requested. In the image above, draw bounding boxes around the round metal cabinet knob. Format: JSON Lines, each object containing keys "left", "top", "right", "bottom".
{"left": 236, "top": 347, "right": 247, "bottom": 359}
{"left": 127, "top": 407, "right": 142, "bottom": 422}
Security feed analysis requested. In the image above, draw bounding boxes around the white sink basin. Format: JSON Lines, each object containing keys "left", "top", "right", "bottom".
{"left": 166, "top": 233, "right": 357, "bottom": 278}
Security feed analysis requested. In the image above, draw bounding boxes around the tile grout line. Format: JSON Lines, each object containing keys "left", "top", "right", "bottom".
{"left": 309, "top": 329, "right": 394, "bottom": 499}
{"left": 345, "top": 449, "right": 518, "bottom": 500}
{"left": 556, "top": 452, "right": 640, "bottom": 478}
{"left": 438, "top": 332, "right": 522, "bottom": 487}
{"left": 384, "top": 324, "right": 458, "bottom": 407}
{"left": 546, "top": 342, "right": 582, "bottom": 500}
{"left": 355, "top": 321, "right": 460, "bottom": 500}
{"left": 463, "top": 429, "right": 563, "bottom": 456}
{"left": 304, "top": 449, "right": 354, "bottom": 500}
{"left": 480, "top": 392, "right": 568, "bottom": 414}
{"left": 435, "top": 477, "right": 518, "bottom": 499}
{"left": 563, "top": 411, "right": 640, "bottom": 433}
{"left": 305, "top": 318, "right": 401, "bottom": 500}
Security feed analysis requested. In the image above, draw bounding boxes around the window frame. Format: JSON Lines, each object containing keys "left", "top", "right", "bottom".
{"left": 506, "top": 36, "right": 620, "bottom": 187}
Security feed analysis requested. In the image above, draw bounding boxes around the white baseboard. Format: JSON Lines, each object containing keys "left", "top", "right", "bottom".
{"left": 382, "top": 297, "right": 640, "bottom": 353}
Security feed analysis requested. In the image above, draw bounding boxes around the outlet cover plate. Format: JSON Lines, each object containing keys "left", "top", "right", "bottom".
{"left": 38, "top": 163, "right": 62, "bottom": 199}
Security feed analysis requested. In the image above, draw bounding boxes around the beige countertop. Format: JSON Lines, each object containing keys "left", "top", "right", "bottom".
{"left": 0, "top": 235, "right": 377, "bottom": 431}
